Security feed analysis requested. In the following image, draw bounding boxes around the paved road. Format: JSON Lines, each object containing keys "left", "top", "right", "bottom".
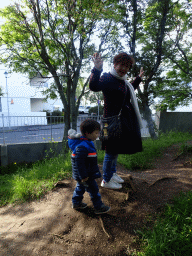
{"left": 0, "top": 124, "right": 64, "bottom": 144}
{"left": 0, "top": 115, "right": 93, "bottom": 144}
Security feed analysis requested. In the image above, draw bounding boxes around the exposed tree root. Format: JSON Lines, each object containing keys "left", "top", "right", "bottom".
{"left": 99, "top": 216, "right": 111, "bottom": 238}
{"left": 149, "top": 177, "right": 176, "bottom": 187}
{"left": 48, "top": 233, "right": 82, "bottom": 243}
{"left": 126, "top": 175, "right": 137, "bottom": 192}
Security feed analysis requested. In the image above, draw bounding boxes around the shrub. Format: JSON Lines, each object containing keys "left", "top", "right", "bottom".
{"left": 45, "top": 110, "right": 64, "bottom": 124}
{"left": 89, "top": 106, "right": 104, "bottom": 115}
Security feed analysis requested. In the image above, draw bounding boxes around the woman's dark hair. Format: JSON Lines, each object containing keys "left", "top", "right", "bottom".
{"left": 80, "top": 119, "right": 100, "bottom": 136}
{"left": 113, "top": 52, "right": 135, "bottom": 69}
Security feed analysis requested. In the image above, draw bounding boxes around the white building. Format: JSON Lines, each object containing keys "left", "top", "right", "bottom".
{"left": 0, "top": 69, "right": 63, "bottom": 127}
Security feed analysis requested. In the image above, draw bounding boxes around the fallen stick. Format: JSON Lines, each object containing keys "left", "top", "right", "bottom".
{"left": 125, "top": 189, "right": 132, "bottom": 201}
{"left": 99, "top": 216, "right": 111, "bottom": 238}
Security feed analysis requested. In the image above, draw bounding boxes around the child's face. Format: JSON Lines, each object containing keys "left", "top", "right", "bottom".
{"left": 85, "top": 130, "right": 100, "bottom": 141}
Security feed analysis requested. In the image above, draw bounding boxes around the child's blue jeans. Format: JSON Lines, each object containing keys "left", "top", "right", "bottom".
{"left": 103, "top": 153, "right": 118, "bottom": 182}
{"left": 72, "top": 179, "right": 102, "bottom": 210}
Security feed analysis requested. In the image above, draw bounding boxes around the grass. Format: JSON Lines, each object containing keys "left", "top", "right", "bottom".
{"left": 0, "top": 152, "right": 72, "bottom": 206}
{"left": 118, "top": 131, "right": 192, "bottom": 170}
{"left": 138, "top": 191, "right": 192, "bottom": 256}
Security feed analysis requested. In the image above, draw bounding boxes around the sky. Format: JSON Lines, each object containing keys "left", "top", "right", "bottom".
{"left": 0, "top": 0, "right": 12, "bottom": 8}
{"left": 0, "top": 1, "right": 11, "bottom": 26}
{"left": 0, "top": 0, "right": 12, "bottom": 19}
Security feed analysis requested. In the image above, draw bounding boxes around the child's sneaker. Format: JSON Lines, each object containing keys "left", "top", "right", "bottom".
{"left": 72, "top": 202, "right": 88, "bottom": 210}
{"left": 101, "top": 179, "right": 122, "bottom": 189}
{"left": 95, "top": 204, "right": 111, "bottom": 214}
{"left": 111, "top": 173, "right": 124, "bottom": 183}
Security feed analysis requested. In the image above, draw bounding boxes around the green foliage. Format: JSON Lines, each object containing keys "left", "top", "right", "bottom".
{"left": 85, "top": 91, "right": 104, "bottom": 107}
{"left": 89, "top": 105, "right": 104, "bottom": 116}
{"left": 139, "top": 191, "right": 192, "bottom": 255}
{"left": 179, "top": 143, "right": 192, "bottom": 154}
{"left": 52, "top": 110, "right": 64, "bottom": 116}
{"left": 0, "top": 0, "right": 119, "bottom": 77}
{"left": 97, "top": 150, "right": 105, "bottom": 164}
{"left": 44, "top": 110, "right": 64, "bottom": 124}
{"left": 0, "top": 161, "right": 34, "bottom": 176}
{"left": 130, "top": 0, "right": 192, "bottom": 114}
{"left": 155, "top": 53, "right": 192, "bottom": 111}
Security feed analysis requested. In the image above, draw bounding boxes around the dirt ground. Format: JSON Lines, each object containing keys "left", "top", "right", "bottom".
{"left": 1, "top": 142, "right": 192, "bottom": 256}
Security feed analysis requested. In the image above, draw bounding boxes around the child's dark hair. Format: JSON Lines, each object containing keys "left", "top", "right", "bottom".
{"left": 80, "top": 119, "right": 100, "bottom": 136}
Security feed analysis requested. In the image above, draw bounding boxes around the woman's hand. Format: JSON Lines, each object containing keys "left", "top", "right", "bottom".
{"left": 139, "top": 67, "right": 144, "bottom": 78}
{"left": 92, "top": 53, "right": 103, "bottom": 70}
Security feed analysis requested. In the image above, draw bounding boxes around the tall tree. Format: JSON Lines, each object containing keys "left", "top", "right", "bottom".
{"left": 113, "top": 0, "right": 192, "bottom": 138}
{"left": 0, "top": 0, "right": 114, "bottom": 143}
{"left": 154, "top": 53, "right": 192, "bottom": 111}
{"left": 154, "top": 0, "right": 192, "bottom": 110}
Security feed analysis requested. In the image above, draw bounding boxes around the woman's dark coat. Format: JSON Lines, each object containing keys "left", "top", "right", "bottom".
{"left": 89, "top": 68, "right": 143, "bottom": 154}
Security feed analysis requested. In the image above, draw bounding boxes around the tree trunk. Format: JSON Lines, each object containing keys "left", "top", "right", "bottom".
{"left": 142, "top": 104, "right": 157, "bottom": 139}
{"left": 63, "top": 106, "right": 70, "bottom": 138}
{"left": 61, "top": 75, "right": 71, "bottom": 146}
{"left": 60, "top": 105, "right": 70, "bottom": 154}
{"left": 70, "top": 84, "right": 77, "bottom": 130}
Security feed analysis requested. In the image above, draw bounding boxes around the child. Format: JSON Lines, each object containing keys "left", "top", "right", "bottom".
{"left": 68, "top": 119, "right": 110, "bottom": 214}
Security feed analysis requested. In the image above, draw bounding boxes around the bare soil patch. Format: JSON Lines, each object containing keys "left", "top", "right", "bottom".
{"left": 1, "top": 143, "right": 192, "bottom": 256}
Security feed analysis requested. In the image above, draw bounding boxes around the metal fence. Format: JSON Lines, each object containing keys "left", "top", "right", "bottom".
{"left": 0, "top": 115, "right": 99, "bottom": 145}
{"left": 0, "top": 115, "right": 150, "bottom": 145}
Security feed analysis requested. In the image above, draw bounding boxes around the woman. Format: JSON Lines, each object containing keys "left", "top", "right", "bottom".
{"left": 89, "top": 52, "right": 144, "bottom": 189}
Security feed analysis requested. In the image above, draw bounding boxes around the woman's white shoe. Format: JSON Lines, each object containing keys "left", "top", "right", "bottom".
{"left": 111, "top": 173, "right": 124, "bottom": 183}
{"left": 101, "top": 179, "right": 122, "bottom": 189}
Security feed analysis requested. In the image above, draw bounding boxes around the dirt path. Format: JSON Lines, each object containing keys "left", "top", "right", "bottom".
{"left": 1, "top": 143, "right": 192, "bottom": 256}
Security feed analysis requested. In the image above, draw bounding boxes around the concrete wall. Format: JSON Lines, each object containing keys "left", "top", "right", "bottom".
{"left": 159, "top": 111, "right": 192, "bottom": 133}
{"left": 0, "top": 139, "right": 102, "bottom": 167}
{"left": 0, "top": 142, "right": 63, "bottom": 167}
{"left": 31, "top": 98, "right": 45, "bottom": 112}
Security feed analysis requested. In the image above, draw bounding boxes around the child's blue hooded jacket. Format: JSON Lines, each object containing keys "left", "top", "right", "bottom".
{"left": 68, "top": 129, "right": 101, "bottom": 182}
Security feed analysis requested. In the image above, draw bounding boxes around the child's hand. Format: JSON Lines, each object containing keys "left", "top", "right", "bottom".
{"left": 82, "top": 177, "right": 89, "bottom": 182}
{"left": 81, "top": 177, "right": 89, "bottom": 188}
